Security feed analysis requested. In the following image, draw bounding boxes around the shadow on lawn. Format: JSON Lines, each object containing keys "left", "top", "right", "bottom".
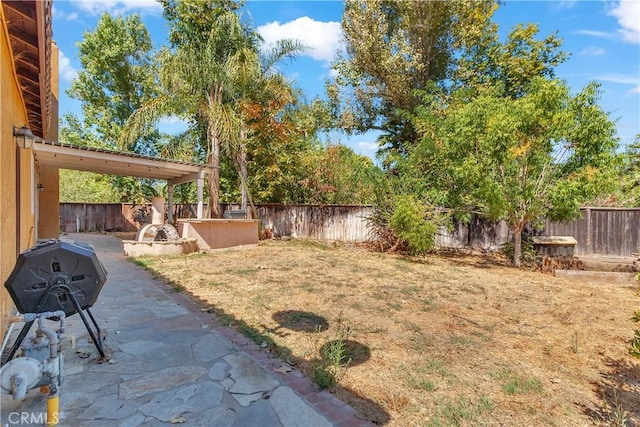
{"left": 581, "top": 357, "right": 640, "bottom": 426}
{"left": 141, "top": 266, "right": 390, "bottom": 425}
{"left": 272, "top": 310, "right": 329, "bottom": 333}
{"left": 320, "top": 339, "right": 371, "bottom": 367}
{"left": 442, "top": 253, "right": 513, "bottom": 269}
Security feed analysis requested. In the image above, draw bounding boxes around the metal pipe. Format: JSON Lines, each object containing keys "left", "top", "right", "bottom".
{"left": 0, "top": 310, "right": 20, "bottom": 356}
{"left": 35, "top": 312, "right": 65, "bottom": 359}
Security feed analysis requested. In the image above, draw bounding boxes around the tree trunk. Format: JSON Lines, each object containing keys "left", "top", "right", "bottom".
{"left": 512, "top": 222, "right": 525, "bottom": 268}
{"left": 207, "top": 129, "right": 221, "bottom": 218}
{"left": 239, "top": 143, "right": 248, "bottom": 213}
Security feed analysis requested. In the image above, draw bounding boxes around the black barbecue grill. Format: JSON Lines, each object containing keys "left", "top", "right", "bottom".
{"left": 2, "top": 240, "right": 108, "bottom": 365}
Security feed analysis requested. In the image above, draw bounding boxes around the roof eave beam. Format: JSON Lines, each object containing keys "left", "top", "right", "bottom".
{"left": 168, "top": 169, "right": 206, "bottom": 186}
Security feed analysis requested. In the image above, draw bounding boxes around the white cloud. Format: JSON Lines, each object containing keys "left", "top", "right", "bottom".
{"left": 52, "top": 6, "right": 78, "bottom": 21}
{"left": 70, "top": 0, "right": 162, "bottom": 16}
{"left": 357, "top": 142, "right": 378, "bottom": 152}
{"left": 627, "top": 86, "right": 640, "bottom": 95}
{"left": 159, "top": 115, "right": 186, "bottom": 125}
{"left": 597, "top": 73, "right": 640, "bottom": 95}
{"left": 328, "top": 68, "right": 339, "bottom": 78}
{"left": 257, "top": 17, "right": 343, "bottom": 64}
{"left": 158, "top": 115, "right": 189, "bottom": 135}
{"left": 579, "top": 46, "right": 605, "bottom": 56}
{"left": 596, "top": 73, "right": 639, "bottom": 85}
{"left": 574, "top": 30, "right": 617, "bottom": 40}
{"left": 59, "top": 51, "right": 78, "bottom": 82}
{"left": 609, "top": 0, "right": 640, "bottom": 43}
{"left": 549, "top": 1, "right": 577, "bottom": 11}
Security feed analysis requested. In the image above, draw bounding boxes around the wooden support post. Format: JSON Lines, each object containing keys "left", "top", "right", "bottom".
{"left": 196, "top": 170, "right": 204, "bottom": 219}
{"left": 167, "top": 184, "right": 174, "bottom": 224}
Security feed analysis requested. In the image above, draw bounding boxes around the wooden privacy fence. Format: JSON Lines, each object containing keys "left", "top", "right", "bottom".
{"left": 60, "top": 203, "right": 137, "bottom": 233}
{"left": 254, "top": 204, "right": 372, "bottom": 242}
{"left": 59, "top": 203, "right": 638, "bottom": 256}
{"left": 543, "top": 207, "right": 640, "bottom": 256}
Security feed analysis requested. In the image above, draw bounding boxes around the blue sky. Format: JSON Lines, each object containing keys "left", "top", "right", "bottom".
{"left": 53, "top": 0, "right": 639, "bottom": 159}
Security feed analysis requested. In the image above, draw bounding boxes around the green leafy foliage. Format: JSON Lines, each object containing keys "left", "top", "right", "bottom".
{"left": 455, "top": 22, "right": 568, "bottom": 98}
{"left": 59, "top": 170, "right": 120, "bottom": 203}
{"left": 159, "top": 0, "right": 241, "bottom": 49}
{"left": 60, "top": 13, "right": 167, "bottom": 203}
{"left": 368, "top": 179, "right": 442, "bottom": 255}
{"left": 65, "top": 13, "right": 159, "bottom": 151}
{"left": 600, "top": 137, "right": 640, "bottom": 207}
{"left": 631, "top": 310, "right": 640, "bottom": 359}
{"left": 329, "top": 0, "right": 498, "bottom": 157}
{"left": 310, "top": 315, "right": 352, "bottom": 390}
{"left": 389, "top": 195, "right": 438, "bottom": 255}
{"left": 407, "top": 77, "right": 618, "bottom": 266}
{"left": 500, "top": 239, "right": 540, "bottom": 268}
{"left": 123, "top": 1, "right": 316, "bottom": 216}
{"left": 121, "top": 2, "right": 255, "bottom": 217}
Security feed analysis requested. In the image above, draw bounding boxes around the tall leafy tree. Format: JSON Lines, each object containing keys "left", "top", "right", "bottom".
{"left": 296, "top": 144, "right": 382, "bottom": 205}
{"left": 454, "top": 22, "right": 568, "bottom": 99}
{"left": 64, "top": 13, "right": 159, "bottom": 152}
{"left": 408, "top": 78, "right": 619, "bottom": 266}
{"left": 230, "top": 40, "right": 303, "bottom": 214}
{"left": 328, "top": 0, "right": 498, "bottom": 161}
{"left": 620, "top": 137, "right": 640, "bottom": 206}
{"left": 59, "top": 170, "right": 120, "bottom": 203}
{"left": 60, "top": 13, "right": 163, "bottom": 203}
{"left": 122, "top": 3, "right": 253, "bottom": 217}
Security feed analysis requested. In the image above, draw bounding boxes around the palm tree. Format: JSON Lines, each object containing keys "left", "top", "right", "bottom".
{"left": 122, "top": 3, "right": 304, "bottom": 218}
{"left": 227, "top": 40, "right": 303, "bottom": 215}
{"left": 122, "top": 11, "right": 250, "bottom": 218}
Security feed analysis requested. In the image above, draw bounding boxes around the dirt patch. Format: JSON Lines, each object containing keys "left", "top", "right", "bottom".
{"left": 135, "top": 239, "right": 640, "bottom": 426}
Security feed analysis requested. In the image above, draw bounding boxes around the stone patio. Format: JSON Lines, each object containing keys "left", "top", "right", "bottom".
{"left": 1, "top": 234, "right": 370, "bottom": 427}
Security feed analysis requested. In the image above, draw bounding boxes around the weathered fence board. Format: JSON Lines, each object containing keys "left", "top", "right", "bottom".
{"left": 59, "top": 203, "right": 639, "bottom": 256}
{"left": 544, "top": 208, "right": 640, "bottom": 256}
{"left": 255, "top": 204, "right": 373, "bottom": 242}
{"left": 60, "top": 203, "right": 140, "bottom": 232}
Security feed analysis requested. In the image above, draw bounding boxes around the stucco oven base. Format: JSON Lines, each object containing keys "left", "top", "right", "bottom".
{"left": 178, "top": 219, "right": 259, "bottom": 250}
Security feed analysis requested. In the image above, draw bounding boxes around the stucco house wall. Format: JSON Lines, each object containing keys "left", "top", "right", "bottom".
{"left": 1, "top": 0, "right": 58, "bottom": 338}
{"left": 1, "top": 5, "right": 33, "bottom": 330}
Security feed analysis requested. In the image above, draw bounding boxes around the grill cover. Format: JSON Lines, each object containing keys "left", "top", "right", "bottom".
{"left": 4, "top": 240, "right": 108, "bottom": 315}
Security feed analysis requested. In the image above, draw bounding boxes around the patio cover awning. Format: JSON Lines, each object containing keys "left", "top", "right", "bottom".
{"left": 33, "top": 139, "right": 208, "bottom": 218}
{"left": 33, "top": 140, "right": 207, "bottom": 185}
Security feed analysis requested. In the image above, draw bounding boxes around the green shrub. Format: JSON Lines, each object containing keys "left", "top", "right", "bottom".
{"left": 501, "top": 238, "right": 540, "bottom": 267}
{"left": 631, "top": 310, "right": 640, "bottom": 359}
{"left": 388, "top": 194, "right": 438, "bottom": 255}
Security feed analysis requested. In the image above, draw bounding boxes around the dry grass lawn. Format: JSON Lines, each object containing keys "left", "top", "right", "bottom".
{"left": 134, "top": 239, "right": 640, "bottom": 426}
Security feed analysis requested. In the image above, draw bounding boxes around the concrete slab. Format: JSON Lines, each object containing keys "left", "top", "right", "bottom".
{"left": 117, "top": 339, "right": 165, "bottom": 356}
{"left": 232, "top": 398, "right": 282, "bottom": 427}
{"left": 193, "top": 333, "right": 234, "bottom": 362}
{"left": 208, "top": 362, "right": 229, "bottom": 381}
{"left": 119, "top": 366, "right": 208, "bottom": 400}
{"left": 270, "top": 386, "right": 333, "bottom": 427}
{"left": 77, "top": 413, "right": 147, "bottom": 427}
{"left": 180, "top": 406, "right": 236, "bottom": 427}
{"left": 76, "top": 394, "right": 139, "bottom": 420}
{"left": 60, "top": 390, "right": 97, "bottom": 410}
{"left": 63, "top": 371, "right": 121, "bottom": 394}
{"left": 232, "top": 391, "right": 265, "bottom": 407}
{"left": 139, "top": 382, "right": 224, "bottom": 422}
{"left": 224, "top": 354, "right": 280, "bottom": 394}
